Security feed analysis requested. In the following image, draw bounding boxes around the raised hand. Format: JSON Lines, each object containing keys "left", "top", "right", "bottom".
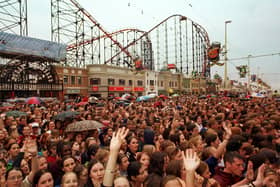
{"left": 25, "top": 138, "right": 38, "bottom": 157}
{"left": 223, "top": 121, "right": 232, "bottom": 140}
{"left": 246, "top": 161, "right": 254, "bottom": 182}
{"left": 182, "top": 149, "right": 200, "bottom": 172}
{"left": 110, "top": 127, "right": 129, "bottom": 152}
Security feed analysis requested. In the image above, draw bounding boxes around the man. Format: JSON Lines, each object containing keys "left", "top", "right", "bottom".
{"left": 213, "top": 151, "right": 252, "bottom": 187}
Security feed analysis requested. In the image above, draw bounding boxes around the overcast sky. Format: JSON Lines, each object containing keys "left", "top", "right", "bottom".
{"left": 28, "top": 0, "right": 280, "bottom": 89}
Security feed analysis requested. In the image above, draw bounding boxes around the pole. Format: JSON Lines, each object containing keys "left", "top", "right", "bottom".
{"left": 224, "top": 20, "right": 232, "bottom": 89}
{"left": 247, "top": 55, "right": 252, "bottom": 91}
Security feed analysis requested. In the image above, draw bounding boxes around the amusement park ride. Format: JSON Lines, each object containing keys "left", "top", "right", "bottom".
{"left": 0, "top": 0, "right": 212, "bottom": 98}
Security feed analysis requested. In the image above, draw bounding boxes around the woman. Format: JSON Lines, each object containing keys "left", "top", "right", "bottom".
{"left": 0, "top": 159, "right": 6, "bottom": 186}
{"left": 85, "top": 159, "right": 105, "bottom": 187}
{"left": 7, "top": 143, "right": 20, "bottom": 165}
{"left": 5, "top": 168, "right": 23, "bottom": 187}
{"left": 127, "top": 161, "right": 148, "bottom": 187}
{"left": 62, "top": 156, "right": 76, "bottom": 173}
{"left": 74, "top": 164, "right": 88, "bottom": 187}
{"left": 38, "top": 156, "right": 48, "bottom": 170}
{"left": 136, "top": 152, "right": 150, "bottom": 170}
{"left": 145, "top": 152, "right": 168, "bottom": 187}
{"left": 166, "top": 160, "right": 186, "bottom": 181}
{"left": 61, "top": 172, "right": 78, "bottom": 187}
{"left": 161, "top": 175, "right": 185, "bottom": 187}
{"left": 126, "top": 136, "right": 139, "bottom": 162}
{"left": 32, "top": 169, "right": 54, "bottom": 187}
{"left": 117, "top": 153, "right": 129, "bottom": 177}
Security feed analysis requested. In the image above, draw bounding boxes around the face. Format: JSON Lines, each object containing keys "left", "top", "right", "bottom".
{"left": 263, "top": 174, "right": 278, "bottom": 187}
{"left": 72, "top": 142, "right": 80, "bottom": 152}
{"left": 38, "top": 157, "right": 48, "bottom": 170}
{"left": 6, "top": 170, "right": 23, "bottom": 187}
{"left": 114, "top": 177, "right": 130, "bottom": 187}
{"left": 90, "top": 162, "right": 105, "bottom": 183}
{"left": 62, "top": 173, "right": 78, "bottom": 187}
{"left": 62, "top": 145, "right": 71, "bottom": 157}
{"left": 79, "top": 168, "right": 88, "bottom": 185}
{"left": 20, "top": 159, "right": 30, "bottom": 175}
{"left": 9, "top": 143, "right": 20, "bottom": 157}
{"left": 134, "top": 165, "right": 148, "bottom": 183}
{"left": 227, "top": 158, "right": 244, "bottom": 177}
{"left": 49, "top": 122, "right": 55, "bottom": 130}
{"left": 202, "top": 166, "right": 211, "bottom": 179}
{"left": 0, "top": 161, "right": 6, "bottom": 177}
{"left": 128, "top": 138, "right": 139, "bottom": 153}
{"left": 179, "top": 134, "right": 186, "bottom": 144}
{"left": 139, "top": 153, "right": 150, "bottom": 169}
{"left": 37, "top": 172, "right": 54, "bottom": 187}
{"left": 75, "top": 134, "right": 82, "bottom": 143}
{"left": 23, "top": 126, "right": 31, "bottom": 136}
{"left": 63, "top": 158, "right": 76, "bottom": 172}
{"left": 120, "top": 156, "right": 129, "bottom": 171}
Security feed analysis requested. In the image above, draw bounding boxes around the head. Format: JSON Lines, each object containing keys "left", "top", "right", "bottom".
{"left": 127, "top": 136, "right": 139, "bottom": 154}
{"left": 61, "top": 172, "right": 78, "bottom": 187}
{"left": 8, "top": 143, "right": 20, "bottom": 158}
{"left": 88, "top": 159, "right": 105, "bottom": 184}
{"left": 32, "top": 170, "right": 54, "bottom": 187}
{"left": 196, "top": 161, "right": 211, "bottom": 179}
{"left": 136, "top": 152, "right": 150, "bottom": 169}
{"left": 62, "top": 156, "right": 76, "bottom": 173}
{"left": 263, "top": 168, "right": 279, "bottom": 187}
{"left": 56, "top": 141, "right": 71, "bottom": 158}
{"left": 5, "top": 168, "right": 23, "bottom": 187}
{"left": 114, "top": 176, "right": 130, "bottom": 187}
{"left": 127, "top": 161, "right": 148, "bottom": 184}
{"left": 224, "top": 151, "right": 245, "bottom": 177}
{"left": 149, "top": 152, "right": 168, "bottom": 176}
{"left": 161, "top": 175, "right": 185, "bottom": 187}
{"left": 166, "top": 160, "right": 185, "bottom": 180}
{"left": 74, "top": 164, "right": 88, "bottom": 186}
{"left": 0, "top": 159, "right": 7, "bottom": 177}
{"left": 117, "top": 153, "right": 129, "bottom": 172}
{"left": 38, "top": 156, "right": 48, "bottom": 170}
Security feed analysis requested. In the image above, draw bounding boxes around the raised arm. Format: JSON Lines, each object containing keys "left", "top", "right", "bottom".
{"left": 103, "top": 127, "right": 129, "bottom": 187}
{"left": 182, "top": 149, "right": 200, "bottom": 187}
{"left": 213, "top": 121, "right": 232, "bottom": 159}
{"left": 25, "top": 138, "right": 39, "bottom": 184}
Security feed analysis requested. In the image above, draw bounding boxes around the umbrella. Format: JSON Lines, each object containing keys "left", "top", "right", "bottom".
{"left": 53, "top": 111, "right": 80, "bottom": 121}
{"left": 65, "top": 120, "right": 104, "bottom": 132}
{"left": 76, "top": 101, "right": 88, "bottom": 106}
{"left": 136, "top": 95, "right": 153, "bottom": 102}
{"left": 171, "top": 93, "right": 180, "bottom": 97}
{"left": 6, "top": 110, "right": 27, "bottom": 118}
{"left": 26, "top": 97, "right": 43, "bottom": 105}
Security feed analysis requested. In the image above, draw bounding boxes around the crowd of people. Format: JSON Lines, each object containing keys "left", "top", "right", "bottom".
{"left": 0, "top": 94, "right": 279, "bottom": 187}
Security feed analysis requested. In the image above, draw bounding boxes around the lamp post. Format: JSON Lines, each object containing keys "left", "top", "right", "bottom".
{"left": 247, "top": 55, "right": 252, "bottom": 91}
{"left": 224, "top": 20, "right": 232, "bottom": 89}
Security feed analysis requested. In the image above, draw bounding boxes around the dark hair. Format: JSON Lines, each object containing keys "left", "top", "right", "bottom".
{"left": 5, "top": 167, "right": 23, "bottom": 180}
{"left": 166, "top": 160, "right": 183, "bottom": 177}
{"left": 148, "top": 152, "right": 167, "bottom": 176}
{"left": 127, "top": 161, "right": 141, "bottom": 181}
{"left": 7, "top": 142, "right": 19, "bottom": 151}
{"left": 117, "top": 153, "right": 128, "bottom": 165}
{"left": 32, "top": 170, "right": 53, "bottom": 187}
{"left": 87, "top": 159, "right": 104, "bottom": 177}
{"left": 56, "top": 141, "right": 71, "bottom": 158}
{"left": 224, "top": 151, "right": 244, "bottom": 165}
{"left": 73, "top": 164, "right": 87, "bottom": 178}
{"left": 205, "top": 133, "right": 218, "bottom": 146}
{"left": 61, "top": 155, "right": 75, "bottom": 169}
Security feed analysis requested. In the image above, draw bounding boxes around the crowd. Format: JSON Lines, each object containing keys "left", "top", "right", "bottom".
{"left": 0, "top": 95, "right": 279, "bottom": 187}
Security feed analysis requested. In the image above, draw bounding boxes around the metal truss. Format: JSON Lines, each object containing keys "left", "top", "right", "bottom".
{"left": 0, "top": 0, "right": 28, "bottom": 36}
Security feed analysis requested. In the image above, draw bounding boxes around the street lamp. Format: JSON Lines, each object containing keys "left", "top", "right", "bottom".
{"left": 247, "top": 55, "right": 252, "bottom": 91}
{"left": 224, "top": 20, "right": 232, "bottom": 89}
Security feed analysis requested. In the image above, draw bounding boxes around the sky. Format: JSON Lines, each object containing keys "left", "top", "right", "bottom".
{"left": 27, "top": 0, "right": 280, "bottom": 90}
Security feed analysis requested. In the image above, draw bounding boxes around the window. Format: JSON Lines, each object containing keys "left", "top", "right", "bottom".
{"left": 108, "top": 78, "right": 115, "bottom": 85}
{"left": 77, "top": 76, "right": 82, "bottom": 85}
{"left": 128, "top": 80, "right": 133, "bottom": 86}
{"left": 150, "top": 80, "right": 154, "bottom": 86}
{"left": 137, "top": 80, "right": 143, "bottom": 86}
{"left": 119, "top": 79, "right": 125, "bottom": 86}
{"left": 161, "top": 81, "right": 163, "bottom": 87}
{"left": 64, "top": 75, "right": 68, "bottom": 84}
{"left": 71, "top": 76, "right": 75, "bottom": 85}
{"left": 90, "top": 78, "right": 101, "bottom": 85}
{"left": 175, "top": 81, "right": 177, "bottom": 87}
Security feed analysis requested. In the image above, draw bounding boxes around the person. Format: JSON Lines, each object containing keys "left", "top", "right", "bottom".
{"left": 113, "top": 176, "right": 130, "bottom": 187}
{"left": 61, "top": 172, "right": 78, "bottom": 187}
{"left": 126, "top": 136, "right": 139, "bottom": 162}
{"left": 61, "top": 156, "right": 76, "bottom": 173}
{"left": 136, "top": 152, "right": 150, "bottom": 170}
{"left": 32, "top": 169, "right": 54, "bottom": 187}
{"left": 74, "top": 164, "right": 88, "bottom": 187}
{"left": 117, "top": 153, "right": 129, "bottom": 177}
{"left": 161, "top": 175, "right": 185, "bottom": 187}
{"left": 85, "top": 159, "right": 105, "bottom": 187}
{"left": 213, "top": 152, "right": 253, "bottom": 187}
{"left": 5, "top": 168, "right": 24, "bottom": 187}
{"left": 127, "top": 161, "right": 148, "bottom": 187}
{"left": 0, "top": 159, "right": 6, "bottom": 186}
